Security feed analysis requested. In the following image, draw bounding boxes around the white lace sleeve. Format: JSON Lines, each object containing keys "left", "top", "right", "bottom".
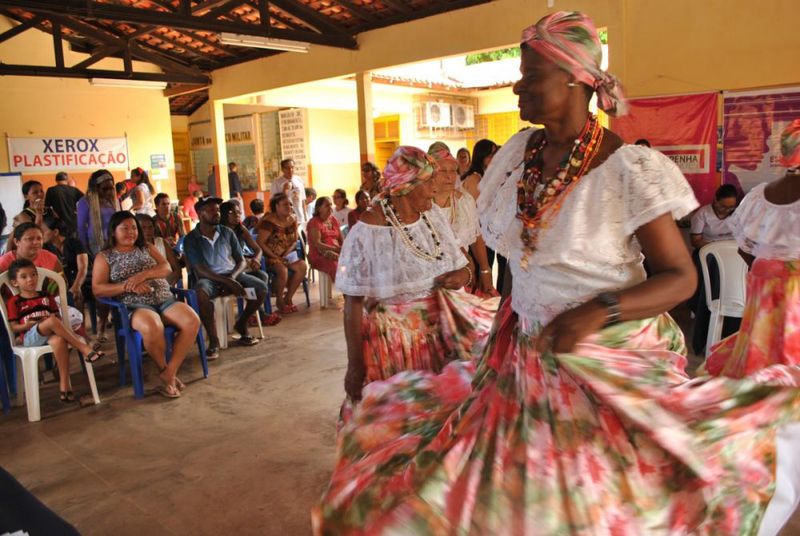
{"left": 620, "top": 146, "right": 699, "bottom": 235}
{"left": 478, "top": 130, "right": 535, "bottom": 257}
{"left": 451, "top": 192, "right": 480, "bottom": 249}
{"left": 727, "top": 183, "right": 800, "bottom": 260}
{"left": 335, "top": 206, "right": 466, "bottom": 299}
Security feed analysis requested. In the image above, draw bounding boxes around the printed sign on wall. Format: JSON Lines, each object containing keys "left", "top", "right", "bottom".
{"left": 8, "top": 136, "right": 129, "bottom": 172}
{"left": 278, "top": 108, "right": 310, "bottom": 181}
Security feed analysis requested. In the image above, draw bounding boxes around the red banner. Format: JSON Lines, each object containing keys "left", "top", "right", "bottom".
{"left": 612, "top": 92, "right": 718, "bottom": 205}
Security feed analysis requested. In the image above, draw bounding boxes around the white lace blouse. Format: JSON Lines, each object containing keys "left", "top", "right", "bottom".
{"left": 727, "top": 182, "right": 800, "bottom": 261}
{"left": 479, "top": 129, "right": 699, "bottom": 327}
{"left": 437, "top": 191, "right": 480, "bottom": 250}
{"left": 336, "top": 204, "right": 467, "bottom": 299}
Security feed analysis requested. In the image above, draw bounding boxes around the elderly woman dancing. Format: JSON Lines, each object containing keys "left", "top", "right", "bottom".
{"left": 314, "top": 12, "right": 800, "bottom": 535}
{"left": 337, "top": 146, "right": 497, "bottom": 405}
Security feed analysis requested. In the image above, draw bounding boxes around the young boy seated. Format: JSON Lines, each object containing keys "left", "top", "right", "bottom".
{"left": 5, "top": 258, "right": 104, "bottom": 403}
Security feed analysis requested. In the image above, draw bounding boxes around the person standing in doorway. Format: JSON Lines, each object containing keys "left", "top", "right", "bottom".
{"left": 45, "top": 172, "right": 84, "bottom": 238}
{"left": 271, "top": 159, "right": 307, "bottom": 224}
{"left": 227, "top": 162, "right": 243, "bottom": 208}
{"left": 206, "top": 164, "right": 217, "bottom": 198}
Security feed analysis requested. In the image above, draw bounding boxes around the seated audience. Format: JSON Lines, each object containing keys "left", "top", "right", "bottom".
{"left": 136, "top": 214, "right": 182, "bottom": 287}
{"left": 92, "top": 211, "right": 200, "bottom": 398}
{"left": 116, "top": 182, "right": 133, "bottom": 211}
{"left": 130, "top": 168, "right": 155, "bottom": 216}
{"left": 456, "top": 147, "right": 471, "bottom": 177}
{"left": 184, "top": 197, "right": 266, "bottom": 358}
{"left": 347, "top": 190, "right": 370, "bottom": 228}
{"left": 181, "top": 189, "right": 202, "bottom": 224}
{"left": 304, "top": 188, "right": 317, "bottom": 223}
{"left": 6, "top": 259, "right": 104, "bottom": 402}
{"left": 331, "top": 189, "right": 352, "bottom": 227}
{"left": 45, "top": 172, "right": 83, "bottom": 238}
{"left": 220, "top": 201, "right": 280, "bottom": 326}
{"left": 690, "top": 184, "right": 738, "bottom": 249}
{"left": 306, "top": 197, "right": 342, "bottom": 283}
{"left": 153, "top": 193, "right": 184, "bottom": 247}
{"left": 42, "top": 215, "right": 90, "bottom": 314}
{"left": 256, "top": 193, "right": 307, "bottom": 315}
{"left": 243, "top": 199, "right": 265, "bottom": 231}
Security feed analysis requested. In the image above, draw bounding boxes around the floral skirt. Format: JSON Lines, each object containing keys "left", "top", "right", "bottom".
{"left": 314, "top": 300, "right": 800, "bottom": 535}
{"left": 706, "top": 259, "right": 800, "bottom": 378}
{"left": 361, "top": 289, "right": 499, "bottom": 384}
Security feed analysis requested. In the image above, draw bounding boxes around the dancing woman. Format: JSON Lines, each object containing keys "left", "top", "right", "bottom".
{"left": 315, "top": 12, "right": 800, "bottom": 535}
{"left": 337, "top": 146, "right": 497, "bottom": 403}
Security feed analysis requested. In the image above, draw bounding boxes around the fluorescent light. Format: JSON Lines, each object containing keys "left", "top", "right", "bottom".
{"left": 218, "top": 33, "right": 310, "bottom": 53}
{"left": 90, "top": 78, "right": 168, "bottom": 89}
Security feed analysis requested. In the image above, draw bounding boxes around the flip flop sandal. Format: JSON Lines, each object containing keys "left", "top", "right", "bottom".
{"left": 264, "top": 313, "right": 282, "bottom": 326}
{"left": 237, "top": 335, "right": 259, "bottom": 346}
{"left": 84, "top": 350, "right": 106, "bottom": 363}
{"left": 59, "top": 390, "right": 76, "bottom": 403}
{"left": 96, "top": 334, "right": 108, "bottom": 343}
{"left": 157, "top": 384, "right": 181, "bottom": 399}
{"left": 278, "top": 305, "right": 294, "bottom": 315}
{"left": 174, "top": 378, "right": 186, "bottom": 391}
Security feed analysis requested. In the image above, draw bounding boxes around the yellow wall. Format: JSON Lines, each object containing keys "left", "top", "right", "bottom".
{"left": 306, "top": 109, "right": 361, "bottom": 201}
{"left": 0, "top": 16, "right": 177, "bottom": 196}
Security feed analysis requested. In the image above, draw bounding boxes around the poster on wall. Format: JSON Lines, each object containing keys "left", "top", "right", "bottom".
{"left": 722, "top": 87, "right": 800, "bottom": 193}
{"left": 278, "top": 108, "right": 310, "bottom": 181}
{"left": 611, "top": 93, "right": 718, "bottom": 205}
{"left": 189, "top": 118, "right": 258, "bottom": 191}
{"left": 7, "top": 136, "right": 129, "bottom": 173}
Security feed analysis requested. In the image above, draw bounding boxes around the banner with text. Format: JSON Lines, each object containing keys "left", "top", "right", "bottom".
{"left": 278, "top": 109, "right": 309, "bottom": 182}
{"left": 612, "top": 92, "right": 718, "bottom": 205}
{"left": 723, "top": 87, "right": 800, "bottom": 193}
{"left": 8, "top": 136, "right": 129, "bottom": 173}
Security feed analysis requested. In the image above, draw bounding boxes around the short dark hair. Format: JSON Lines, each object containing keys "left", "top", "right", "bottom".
{"left": 228, "top": 162, "right": 237, "bottom": 169}
{"left": 355, "top": 190, "right": 370, "bottom": 203}
{"left": 43, "top": 214, "right": 68, "bottom": 237}
{"left": 55, "top": 172, "right": 68, "bottom": 182}
{"left": 8, "top": 258, "right": 36, "bottom": 281}
{"left": 333, "top": 188, "right": 348, "bottom": 206}
{"left": 634, "top": 138, "right": 651, "bottom": 147}
{"left": 135, "top": 213, "right": 154, "bottom": 228}
{"left": 21, "top": 180, "right": 42, "bottom": 197}
{"left": 715, "top": 184, "right": 739, "bottom": 201}
{"left": 305, "top": 187, "right": 317, "bottom": 200}
{"left": 219, "top": 200, "right": 239, "bottom": 227}
{"left": 249, "top": 199, "right": 264, "bottom": 213}
{"left": 269, "top": 192, "right": 288, "bottom": 213}
{"left": 313, "top": 196, "right": 332, "bottom": 218}
{"left": 280, "top": 158, "right": 294, "bottom": 169}
{"left": 105, "top": 211, "right": 146, "bottom": 250}
{"left": 154, "top": 193, "right": 170, "bottom": 206}
{"left": 13, "top": 222, "right": 40, "bottom": 242}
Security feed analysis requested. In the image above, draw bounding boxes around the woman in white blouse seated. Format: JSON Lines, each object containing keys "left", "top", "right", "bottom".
{"left": 336, "top": 146, "right": 497, "bottom": 404}
{"left": 690, "top": 183, "right": 738, "bottom": 249}
{"left": 427, "top": 142, "right": 496, "bottom": 296}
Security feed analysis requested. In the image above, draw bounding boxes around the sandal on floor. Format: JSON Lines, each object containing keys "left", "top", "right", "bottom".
{"left": 175, "top": 377, "right": 186, "bottom": 391}
{"left": 84, "top": 350, "right": 106, "bottom": 363}
{"left": 237, "top": 335, "right": 259, "bottom": 346}
{"left": 278, "top": 305, "right": 294, "bottom": 315}
{"left": 264, "top": 313, "right": 282, "bottom": 326}
{"left": 157, "top": 384, "right": 181, "bottom": 399}
{"left": 96, "top": 333, "right": 108, "bottom": 343}
{"left": 59, "top": 390, "right": 76, "bottom": 403}
{"left": 92, "top": 341, "right": 103, "bottom": 352}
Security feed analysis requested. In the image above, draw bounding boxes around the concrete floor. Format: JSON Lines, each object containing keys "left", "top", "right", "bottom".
{"left": 1, "top": 291, "right": 798, "bottom": 535}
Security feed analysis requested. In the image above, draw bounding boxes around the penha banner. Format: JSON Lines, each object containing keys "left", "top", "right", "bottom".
{"left": 611, "top": 92, "right": 718, "bottom": 205}
{"left": 7, "top": 136, "right": 129, "bottom": 173}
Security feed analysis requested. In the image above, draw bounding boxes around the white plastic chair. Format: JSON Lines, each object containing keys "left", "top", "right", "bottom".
{"left": 699, "top": 240, "right": 748, "bottom": 355}
{"left": 318, "top": 272, "right": 332, "bottom": 309}
{"left": 0, "top": 268, "right": 100, "bottom": 422}
{"left": 212, "top": 295, "right": 263, "bottom": 350}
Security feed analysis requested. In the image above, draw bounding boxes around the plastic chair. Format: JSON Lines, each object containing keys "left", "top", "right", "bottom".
{"left": 99, "top": 288, "right": 208, "bottom": 400}
{"left": 318, "top": 272, "right": 332, "bottom": 309}
{"left": 699, "top": 240, "right": 748, "bottom": 355}
{"left": 0, "top": 268, "right": 101, "bottom": 422}
{"left": 212, "top": 294, "right": 265, "bottom": 349}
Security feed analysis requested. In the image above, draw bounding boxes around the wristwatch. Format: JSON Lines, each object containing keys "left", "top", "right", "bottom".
{"left": 595, "top": 292, "right": 622, "bottom": 328}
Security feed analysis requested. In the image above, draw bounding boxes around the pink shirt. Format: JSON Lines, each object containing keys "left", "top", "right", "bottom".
{"left": 0, "top": 249, "right": 60, "bottom": 273}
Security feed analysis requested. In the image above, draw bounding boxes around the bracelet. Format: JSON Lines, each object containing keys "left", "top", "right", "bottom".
{"left": 596, "top": 292, "right": 622, "bottom": 328}
{"left": 479, "top": 269, "right": 491, "bottom": 274}
{"left": 463, "top": 265, "right": 474, "bottom": 288}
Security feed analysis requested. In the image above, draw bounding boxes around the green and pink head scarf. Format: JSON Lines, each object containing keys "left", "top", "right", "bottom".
{"left": 780, "top": 119, "right": 800, "bottom": 168}
{"left": 427, "top": 142, "right": 458, "bottom": 168}
{"left": 382, "top": 146, "right": 437, "bottom": 197}
{"left": 521, "top": 11, "right": 627, "bottom": 116}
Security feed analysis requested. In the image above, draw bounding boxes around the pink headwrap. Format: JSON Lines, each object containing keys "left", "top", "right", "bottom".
{"left": 780, "top": 119, "right": 800, "bottom": 168}
{"left": 521, "top": 11, "right": 627, "bottom": 116}
{"left": 427, "top": 142, "right": 458, "bottom": 167}
{"left": 382, "top": 146, "right": 437, "bottom": 197}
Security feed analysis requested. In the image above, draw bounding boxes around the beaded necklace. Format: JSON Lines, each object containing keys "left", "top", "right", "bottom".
{"left": 516, "top": 114, "right": 604, "bottom": 268}
{"left": 381, "top": 198, "right": 444, "bottom": 262}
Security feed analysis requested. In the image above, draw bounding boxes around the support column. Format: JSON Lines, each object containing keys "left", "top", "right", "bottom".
{"left": 210, "top": 99, "right": 230, "bottom": 199}
{"left": 355, "top": 71, "right": 376, "bottom": 165}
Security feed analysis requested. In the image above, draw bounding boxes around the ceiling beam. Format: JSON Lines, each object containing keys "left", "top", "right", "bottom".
{"left": 264, "top": 0, "right": 348, "bottom": 35}
{"left": 51, "top": 20, "right": 64, "bottom": 68}
{"left": 0, "top": 64, "right": 210, "bottom": 84}
{"left": 244, "top": 1, "right": 304, "bottom": 31}
{"left": 71, "top": 44, "right": 123, "bottom": 69}
{"left": 0, "top": 0, "right": 358, "bottom": 48}
{"left": 0, "top": 14, "right": 42, "bottom": 44}
{"left": 164, "top": 84, "right": 210, "bottom": 97}
{"left": 334, "top": 0, "right": 377, "bottom": 22}
{"left": 200, "top": 0, "right": 247, "bottom": 20}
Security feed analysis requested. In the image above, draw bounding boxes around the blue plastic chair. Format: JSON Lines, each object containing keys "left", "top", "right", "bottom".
{"left": 99, "top": 288, "right": 208, "bottom": 399}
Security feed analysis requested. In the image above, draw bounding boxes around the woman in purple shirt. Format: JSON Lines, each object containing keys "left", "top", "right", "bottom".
{"left": 76, "top": 169, "right": 120, "bottom": 340}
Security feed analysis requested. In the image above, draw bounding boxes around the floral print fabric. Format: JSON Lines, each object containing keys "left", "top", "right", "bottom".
{"left": 314, "top": 300, "right": 800, "bottom": 535}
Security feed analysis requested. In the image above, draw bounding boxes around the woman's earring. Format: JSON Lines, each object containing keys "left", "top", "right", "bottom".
{"left": 567, "top": 82, "right": 578, "bottom": 87}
